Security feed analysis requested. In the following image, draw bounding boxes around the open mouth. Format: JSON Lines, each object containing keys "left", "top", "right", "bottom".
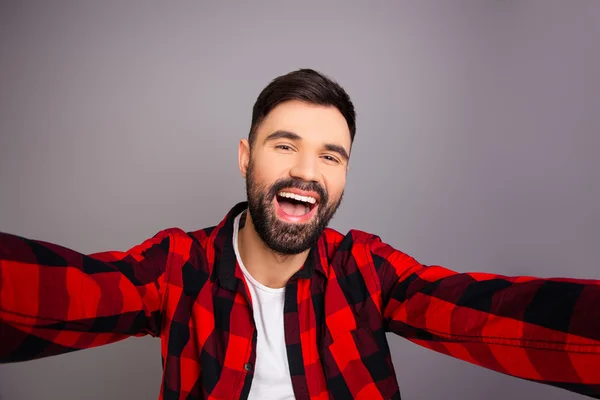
{"left": 274, "top": 190, "right": 319, "bottom": 222}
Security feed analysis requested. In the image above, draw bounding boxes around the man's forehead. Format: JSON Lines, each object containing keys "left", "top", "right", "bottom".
{"left": 257, "top": 100, "right": 351, "bottom": 148}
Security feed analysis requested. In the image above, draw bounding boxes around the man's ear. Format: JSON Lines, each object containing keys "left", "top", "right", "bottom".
{"left": 238, "top": 138, "right": 251, "bottom": 178}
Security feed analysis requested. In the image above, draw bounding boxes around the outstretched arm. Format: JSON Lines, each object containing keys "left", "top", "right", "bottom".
{"left": 370, "top": 235, "right": 600, "bottom": 399}
{"left": 0, "top": 228, "right": 183, "bottom": 363}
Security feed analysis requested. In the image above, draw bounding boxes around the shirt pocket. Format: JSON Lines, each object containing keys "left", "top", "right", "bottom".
{"left": 325, "top": 327, "right": 398, "bottom": 399}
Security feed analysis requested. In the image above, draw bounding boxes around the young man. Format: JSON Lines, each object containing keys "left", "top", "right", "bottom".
{"left": 0, "top": 69, "right": 599, "bottom": 400}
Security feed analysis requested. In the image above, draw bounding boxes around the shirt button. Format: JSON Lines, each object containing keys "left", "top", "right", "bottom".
{"left": 244, "top": 362, "right": 253, "bottom": 371}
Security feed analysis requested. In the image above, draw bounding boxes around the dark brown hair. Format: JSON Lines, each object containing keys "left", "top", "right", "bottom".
{"left": 248, "top": 69, "right": 356, "bottom": 148}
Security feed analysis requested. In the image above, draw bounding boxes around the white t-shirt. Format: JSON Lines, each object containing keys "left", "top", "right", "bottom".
{"left": 233, "top": 213, "right": 296, "bottom": 400}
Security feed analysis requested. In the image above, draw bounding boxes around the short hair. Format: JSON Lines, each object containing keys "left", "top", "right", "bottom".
{"left": 248, "top": 69, "right": 356, "bottom": 148}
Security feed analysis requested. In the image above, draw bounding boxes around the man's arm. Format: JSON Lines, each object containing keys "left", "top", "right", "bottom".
{"left": 369, "top": 235, "right": 600, "bottom": 399}
{"left": 0, "top": 228, "right": 183, "bottom": 363}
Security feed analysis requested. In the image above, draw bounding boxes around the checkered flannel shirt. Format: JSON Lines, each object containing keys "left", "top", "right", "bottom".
{"left": 1, "top": 202, "right": 599, "bottom": 399}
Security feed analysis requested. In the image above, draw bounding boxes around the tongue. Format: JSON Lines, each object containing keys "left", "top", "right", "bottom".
{"left": 279, "top": 200, "right": 309, "bottom": 216}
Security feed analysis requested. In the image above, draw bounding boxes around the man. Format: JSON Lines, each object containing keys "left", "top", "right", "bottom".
{"left": 0, "top": 69, "right": 599, "bottom": 400}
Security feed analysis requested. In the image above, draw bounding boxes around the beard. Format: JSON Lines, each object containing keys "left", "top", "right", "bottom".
{"left": 245, "top": 159, "right": 343, "bottom": 255}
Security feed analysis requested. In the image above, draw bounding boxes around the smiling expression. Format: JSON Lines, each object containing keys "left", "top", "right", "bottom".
{"left": 239, "top": 100, "right": 351, "bottom": 254}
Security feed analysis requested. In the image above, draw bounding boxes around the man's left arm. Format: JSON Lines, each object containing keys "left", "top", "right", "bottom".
{"left": 368, "top": 235, "right": 600, "bottom": 399}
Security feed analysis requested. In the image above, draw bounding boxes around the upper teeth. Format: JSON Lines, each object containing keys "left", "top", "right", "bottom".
{"left": 278, "top": 191, "right": 317, "bottom": 204}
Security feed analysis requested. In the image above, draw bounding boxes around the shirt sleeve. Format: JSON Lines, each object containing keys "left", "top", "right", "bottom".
{"left": 369, "top": 235, "right": 600, "bottom": 399}
{"left": 0, "top": 228, "right": 181, "bottom": 363}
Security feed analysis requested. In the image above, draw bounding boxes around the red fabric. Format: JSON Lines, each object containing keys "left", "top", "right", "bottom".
{"left": 1, "top": 202, "right": 599, "bottom": 399}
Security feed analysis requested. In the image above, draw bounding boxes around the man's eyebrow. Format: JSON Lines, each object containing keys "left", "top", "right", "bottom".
{"left": 324, "top": 143, "right": 350, "bottom": 162}
{"left": 264, "top": 129, "right": 350, "bottom": 162}
{"left": 263, "top": 130, "right": 302, "bottom": 143}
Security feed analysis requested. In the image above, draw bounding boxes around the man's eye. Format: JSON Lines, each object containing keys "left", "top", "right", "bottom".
{"left": 276, "top": 145, "right": 292, "bottom": 151}
{"left": 323, "top": 155, "right": 340, "bottom": 163}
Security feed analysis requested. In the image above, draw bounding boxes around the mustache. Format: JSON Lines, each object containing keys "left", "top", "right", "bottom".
{"left": 267, "top": 178, "right": 328, "bottom": 205}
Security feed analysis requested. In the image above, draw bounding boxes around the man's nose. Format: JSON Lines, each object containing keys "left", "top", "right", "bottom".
{"left": 289, "top": 154, "right": 319, "bottom": 183}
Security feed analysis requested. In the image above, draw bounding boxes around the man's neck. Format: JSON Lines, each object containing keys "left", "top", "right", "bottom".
{"left": 237, "top": 212, "right": 310, "bottom": 289}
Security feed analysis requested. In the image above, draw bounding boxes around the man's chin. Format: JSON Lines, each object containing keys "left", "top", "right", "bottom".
{"left": 262, "top": 228, "right": 316, "bottom": 255}
{"left": 267, "top": 240, "right": 313, "bottom": 255}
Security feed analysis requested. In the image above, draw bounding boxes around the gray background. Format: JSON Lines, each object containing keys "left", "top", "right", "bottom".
{"left": 1, "top": 0, "right": 599, "bottom": 399}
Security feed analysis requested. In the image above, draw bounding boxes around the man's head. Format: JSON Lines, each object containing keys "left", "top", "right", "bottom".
{"left": 238, "top": 69, "right": 355, "bottom": 255}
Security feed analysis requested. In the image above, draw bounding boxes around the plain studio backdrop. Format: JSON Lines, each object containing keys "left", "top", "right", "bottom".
{"left": 1, "top": 1, "right": 599, "bottom": 399}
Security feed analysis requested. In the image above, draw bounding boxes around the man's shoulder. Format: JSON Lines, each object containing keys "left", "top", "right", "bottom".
{"left": 322, "top": 227, "right": 380, "bottom": 252}
{"left": 185, "top": 225, "right": 219, "bottom": 246}
{"left": 148, "top": 226, "right": 218, "bottom": 249}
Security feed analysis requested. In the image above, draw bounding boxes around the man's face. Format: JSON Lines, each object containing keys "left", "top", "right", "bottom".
{"left": 239, "top": 100, "right": 351, "bottom": 255}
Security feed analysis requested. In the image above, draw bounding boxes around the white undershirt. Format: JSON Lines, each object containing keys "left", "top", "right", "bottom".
{"left": 233, "top": 213, "right": 296, "bottom": 400}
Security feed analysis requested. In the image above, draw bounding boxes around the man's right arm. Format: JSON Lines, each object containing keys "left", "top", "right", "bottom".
{"left": 0, "top": 228, "right": 183, "bottom": 363}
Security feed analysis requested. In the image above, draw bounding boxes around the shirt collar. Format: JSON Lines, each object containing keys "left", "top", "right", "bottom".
{"left": 211, "top": 201, "right": 328, "bottom": 291}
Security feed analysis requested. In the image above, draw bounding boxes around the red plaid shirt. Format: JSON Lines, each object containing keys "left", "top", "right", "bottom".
{"left": 1, "top": 202, "right": 599, "bottom": 399}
